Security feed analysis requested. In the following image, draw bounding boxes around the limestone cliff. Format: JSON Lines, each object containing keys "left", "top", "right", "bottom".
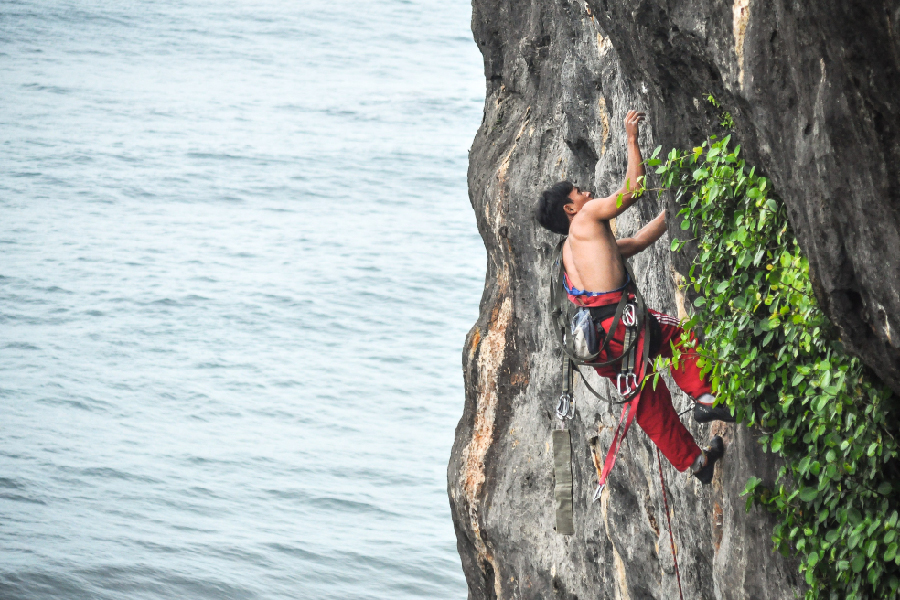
{"left": 448, "top": 1, "right": 900, "bottom": 598}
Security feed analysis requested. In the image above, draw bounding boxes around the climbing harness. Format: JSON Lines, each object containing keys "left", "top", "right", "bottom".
{"left": 657, "top": 447, "right": 685, "bottom": 600}
{"left": 550, "top": 239, "right": 647, "bottom": 386}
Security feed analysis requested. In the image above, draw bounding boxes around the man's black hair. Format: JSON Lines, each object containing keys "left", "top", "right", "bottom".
{"left": 535, "top": 180, "right": 574, "bottom": 235}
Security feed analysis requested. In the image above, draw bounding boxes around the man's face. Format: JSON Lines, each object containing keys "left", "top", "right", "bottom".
{"left": 565, "top": 185, "right": 593, "bottom": 217}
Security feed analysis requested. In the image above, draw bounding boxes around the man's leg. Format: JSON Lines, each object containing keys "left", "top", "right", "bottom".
{"left": 591, "top": 337, "right": 723, "bottom": 481}
{"left": 634, "top": 362, "right": 725, "bottom": 482}
{"left": 651, "top": 311, "right": 712, "bottom": 398}
{"left": 634, "top": 378, "right": 702, "bottom": 472}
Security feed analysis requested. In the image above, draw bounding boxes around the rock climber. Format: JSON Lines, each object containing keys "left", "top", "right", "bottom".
{"left": 535, "top": 110, "right": 733, "bottom": 484}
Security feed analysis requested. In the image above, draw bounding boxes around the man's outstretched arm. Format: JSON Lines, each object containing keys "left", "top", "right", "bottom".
{"left": 580, "top": 110, "right": 647, "bottom": 221}
{"left": 617, "top": 209, "right": 666, "bottom": 258}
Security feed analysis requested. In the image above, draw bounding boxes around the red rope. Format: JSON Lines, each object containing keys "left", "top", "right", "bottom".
{"left": 657, "top": 447, "right": 684, "bottom": 600}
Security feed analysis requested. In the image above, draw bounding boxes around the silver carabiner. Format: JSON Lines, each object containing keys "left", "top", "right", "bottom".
{"left": 556, "top": 392, "right": 575, "bottom": 420}
{"left": 617, "top": 372, "right": 639, "bottom": 395}
{"left": 628, "top": 372, "right": 639, "bottom": 391}
{"left": 592, "top": 483, "right": 605, "bottom": 502}
{"left": 622, "top": 303, "right": 637, "bottom": 327}
{"left": 616, "top": 373, "right": 628, "bottom": 395}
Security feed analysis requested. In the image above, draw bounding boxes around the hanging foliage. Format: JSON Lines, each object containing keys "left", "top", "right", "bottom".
{"left": 646, "top": 135, "right": 899, "bottom": 599}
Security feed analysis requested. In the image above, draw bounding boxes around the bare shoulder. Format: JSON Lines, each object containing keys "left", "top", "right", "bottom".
{"left": 569, "top": 212, "right": 611, "bottom": 241}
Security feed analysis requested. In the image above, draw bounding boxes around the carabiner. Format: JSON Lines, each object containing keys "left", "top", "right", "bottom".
{"left": 556, "top": 392, "right": 575, "bottom": 420}
{"left": 622, "top": 303, "right": 637, "bottom": 327}
{"left": 592, "top": 483, "right": 605, "bottom": 502}
{"left": 616, "top": 373, "right": 628, "bottom": 395}
{"left": 617, "top": 372, "right": 639, "bottom": 395}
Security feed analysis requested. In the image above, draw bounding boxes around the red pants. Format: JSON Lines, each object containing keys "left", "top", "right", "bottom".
{"left": 592, "top": 309, "right": 711, "bottom": 471}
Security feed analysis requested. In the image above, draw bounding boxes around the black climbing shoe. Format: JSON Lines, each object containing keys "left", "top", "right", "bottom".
{"left": 693, "top": 402, "right": 736, "bottom": 424}
{"left": 693, "top": 436, "right": 724, "bottom": 485}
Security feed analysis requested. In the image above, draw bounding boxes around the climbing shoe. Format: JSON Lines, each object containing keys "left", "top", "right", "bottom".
{"left": 693, "top": 401, "right": 736, "bottom": 424}
{"left": 693, "top": 436, "right": 724, "bottom": 485}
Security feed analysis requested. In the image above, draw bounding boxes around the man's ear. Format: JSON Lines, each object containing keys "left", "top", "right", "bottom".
{"left": 564, "top": 203, "right": 576, "bottom": 215}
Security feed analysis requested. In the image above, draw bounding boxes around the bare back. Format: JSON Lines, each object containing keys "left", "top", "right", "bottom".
{"left": 562, "top": 213, "right": 626, "bottom": 293}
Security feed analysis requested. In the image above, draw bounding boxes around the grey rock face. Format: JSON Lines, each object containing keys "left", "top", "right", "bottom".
{"left": 590, "top": 0, "right": 900, "bottom": 391}
{"left": 450, "top": 0, "right": 899, "bottom": 598}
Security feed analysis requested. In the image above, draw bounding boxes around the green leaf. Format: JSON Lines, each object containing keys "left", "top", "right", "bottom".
{"left": 798, "top": 487, "right": 818, "bottom": 502}
{"left": 742, "top": 477, "right": 762, "bottom": 496}
{"left": 852, "top": 553, "right": 865, "bottom": 573}
{"left": 753, "top": 248, "right": 766, "bottom": 266}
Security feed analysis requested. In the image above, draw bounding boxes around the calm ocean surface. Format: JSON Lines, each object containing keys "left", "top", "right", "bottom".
{"left": 0, "top": 1, "right": 483, "bottom": 598}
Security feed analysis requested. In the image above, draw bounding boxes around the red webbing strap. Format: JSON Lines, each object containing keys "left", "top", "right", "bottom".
{"left": 657, "top": 446, "right": 685, "bottom": 600}
{"left": 597, "top": 392, "right": 640, "bottom": 488}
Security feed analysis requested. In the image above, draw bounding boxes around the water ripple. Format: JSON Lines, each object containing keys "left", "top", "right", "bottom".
{"left": 0, "top": 0, "right": 482, "bottom": 598}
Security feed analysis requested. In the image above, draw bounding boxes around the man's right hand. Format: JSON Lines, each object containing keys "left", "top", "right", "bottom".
{"left": 570, "top": 109, "right": 647, "bottom": 222}
{"left": 625, "top": 110, "right": 646, "bottom": 140}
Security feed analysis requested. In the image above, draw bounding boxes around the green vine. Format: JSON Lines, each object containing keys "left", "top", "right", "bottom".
{"left": 646, "top": 136, "right": 899, "bottom": 598}
{"left": 705, "top": 93, "right": 735, "bottom": 130}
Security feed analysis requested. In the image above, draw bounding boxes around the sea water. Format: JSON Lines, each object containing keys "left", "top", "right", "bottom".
{"left": 0, "top": 1, "right": 483, "bottom": 598}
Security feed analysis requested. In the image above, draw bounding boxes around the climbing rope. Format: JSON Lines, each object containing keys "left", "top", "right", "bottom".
{"left": 657, "top": 446, "right": 684, "bottom": 600}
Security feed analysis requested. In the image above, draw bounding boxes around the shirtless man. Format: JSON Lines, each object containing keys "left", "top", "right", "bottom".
{"left": 535, "top": 110, "right": 733, "bottom": 485}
